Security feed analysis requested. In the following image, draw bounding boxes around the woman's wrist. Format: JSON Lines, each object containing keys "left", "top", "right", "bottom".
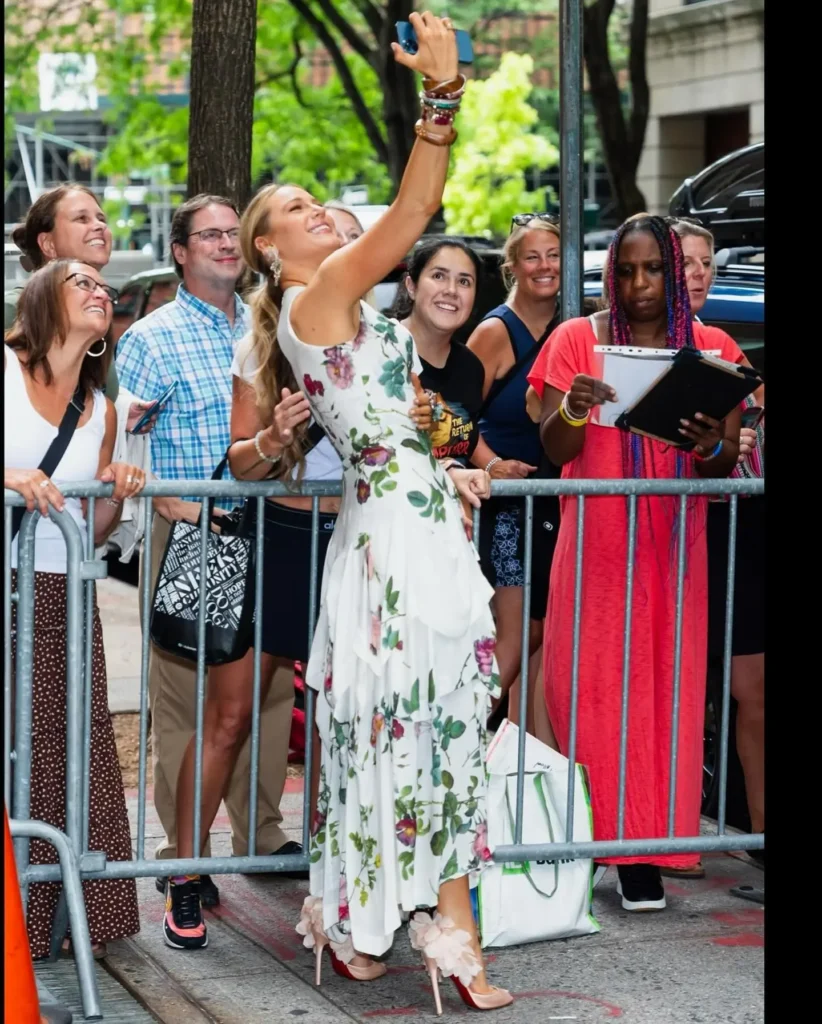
{"left": 694, "top": 440, "right": 723, "bottom": 461}
{"left": 256, "top": 427, "right": 283, "bottom": 462}
{"left": 560, "top": 393, "right": 590, "bottom": 426}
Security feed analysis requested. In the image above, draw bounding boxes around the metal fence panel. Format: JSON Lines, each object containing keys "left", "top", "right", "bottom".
{"left": 5, "top": 476, "right": 765, "bottom": 895}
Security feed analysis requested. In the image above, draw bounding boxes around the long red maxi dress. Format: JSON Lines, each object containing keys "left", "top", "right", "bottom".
{"left": 528, "top": 317, "right": 744, "bottom": 867}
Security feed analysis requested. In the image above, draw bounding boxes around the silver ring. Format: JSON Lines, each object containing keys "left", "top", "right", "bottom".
{"left": 39, "top": 479, "right": 50, "bottom": 489}
{"left": 126, "top": 475, "right": 135, "bottom": 483}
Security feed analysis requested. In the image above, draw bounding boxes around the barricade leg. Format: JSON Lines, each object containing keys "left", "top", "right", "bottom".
{"left": 11, "top": 817, "right": 102, "bottom": 1021}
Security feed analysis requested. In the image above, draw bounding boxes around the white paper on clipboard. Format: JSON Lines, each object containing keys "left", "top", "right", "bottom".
{"left": 592, "top": 346, "right": 722, "bottom": 428}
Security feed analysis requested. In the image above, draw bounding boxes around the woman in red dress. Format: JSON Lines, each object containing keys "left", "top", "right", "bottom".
{"left": 528, "top": 215, "right": 744, "bottom": 912}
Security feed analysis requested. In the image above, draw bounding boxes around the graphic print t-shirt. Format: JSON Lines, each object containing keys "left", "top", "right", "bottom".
{"left": 418, "top": 342, "right": 485, "bottom": 464}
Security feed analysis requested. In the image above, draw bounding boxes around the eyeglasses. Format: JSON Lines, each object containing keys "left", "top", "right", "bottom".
{"left": 511, "top": 213, "right": 560, "bottom": 230}
{"left": 64, "top": 272, "right": 119, "bottom": 303}
{"left": 187, "top": 228, "right": 241, "bottom": 244}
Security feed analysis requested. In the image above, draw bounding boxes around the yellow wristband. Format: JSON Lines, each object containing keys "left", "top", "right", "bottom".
{"left": 558, "top": 395, "right": 589, "bottom": 427}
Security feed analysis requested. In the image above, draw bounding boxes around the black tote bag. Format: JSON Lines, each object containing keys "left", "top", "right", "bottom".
{"left": 149, "top": 454, "right": 256, "bottom": 666}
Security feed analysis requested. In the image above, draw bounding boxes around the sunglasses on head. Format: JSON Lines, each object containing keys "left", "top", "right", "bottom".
{"left": 511, "top": 213, "right": 559, "bottom": 230}
{"left": 664, "top": 215, "right": 705, "bottom": 229}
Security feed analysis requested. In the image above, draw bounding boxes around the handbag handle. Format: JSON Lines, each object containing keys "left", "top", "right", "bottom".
{"left": 502, "top": 773, "right": 560, "bottom": 899}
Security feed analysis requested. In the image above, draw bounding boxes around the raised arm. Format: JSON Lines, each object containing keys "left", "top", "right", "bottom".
{"left": 296, "top": 13, "right": 461, "bottom": 323}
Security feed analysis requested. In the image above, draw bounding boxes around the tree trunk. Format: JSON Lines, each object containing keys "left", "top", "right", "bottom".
{"left": 377, "top": 0, "right": 418, "bottom": 191}
{"left": 582, "top": 0, "right": 649, "bottom": 221}
{"left": 187, "top": 0, "right": 258, "bottom": 210}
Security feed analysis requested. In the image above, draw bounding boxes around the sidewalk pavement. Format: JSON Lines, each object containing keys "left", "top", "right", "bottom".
{"left": 89, "top": 572, "right": 764, "bottom": 1023}
{"left": 106, "top": 784, "right": 764, "bottom": 1023}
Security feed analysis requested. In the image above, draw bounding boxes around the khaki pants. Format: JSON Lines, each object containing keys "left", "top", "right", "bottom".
{"left": 139, "top": 513, "right": 293, "bottom": 859}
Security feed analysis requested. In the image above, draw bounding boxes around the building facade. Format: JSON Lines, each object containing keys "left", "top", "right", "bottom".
{"left": 637, "top": 0, "right": 764, "bottom": 215}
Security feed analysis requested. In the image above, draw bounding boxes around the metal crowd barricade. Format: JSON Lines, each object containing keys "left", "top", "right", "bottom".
{"left": 5, "top": 475, "right": 763, "bottom": 1018}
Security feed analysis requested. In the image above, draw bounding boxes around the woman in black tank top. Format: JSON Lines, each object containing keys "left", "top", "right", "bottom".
{"left": 466, "top": 217, "right": 562, "bottom": 740}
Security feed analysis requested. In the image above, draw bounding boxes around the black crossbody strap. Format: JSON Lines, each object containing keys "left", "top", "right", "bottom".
{"left": 477, "top": 311, "right": 559, "bottom": 421}
{"left": 11, "top": 385, "right": 85, "bottom": 542}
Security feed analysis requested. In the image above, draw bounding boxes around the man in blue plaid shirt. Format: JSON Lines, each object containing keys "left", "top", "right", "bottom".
{"left": 117, "top": 195, "right": 303, "bottom": 938}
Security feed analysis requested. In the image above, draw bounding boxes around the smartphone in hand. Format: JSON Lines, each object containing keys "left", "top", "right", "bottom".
{"left": 129, "top": 381, "right": 178, "bottom": 435}
{"left": 740, "top": 406, "right": 764, "bottom": 429}
{"left": 395, "top": 21, "right": 474, "bottom": 64}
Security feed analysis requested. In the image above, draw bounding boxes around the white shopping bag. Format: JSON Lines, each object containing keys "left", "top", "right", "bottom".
{"left": 475, "top": 719, "right": 600, "bottom": 947}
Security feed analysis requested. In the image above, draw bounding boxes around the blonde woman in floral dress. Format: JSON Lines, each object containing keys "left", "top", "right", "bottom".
{"left": 236, "top": 12, "right": 511, "bottom": 1015}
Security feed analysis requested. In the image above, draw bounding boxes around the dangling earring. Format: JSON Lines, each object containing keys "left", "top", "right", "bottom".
{"left": 87, "top": 339, "right": 107, "bottom": 358}
{"left": 264, "top": 246, "right": 282, "bottom": 286}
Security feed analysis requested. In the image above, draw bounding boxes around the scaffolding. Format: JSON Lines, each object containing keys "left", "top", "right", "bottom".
{"left": 4, "top": 115, "right": 184, "bottom": 265}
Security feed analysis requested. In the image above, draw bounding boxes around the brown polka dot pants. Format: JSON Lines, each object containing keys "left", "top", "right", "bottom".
{"left": 11, "top": 571, "right": 140, "bottom": 959}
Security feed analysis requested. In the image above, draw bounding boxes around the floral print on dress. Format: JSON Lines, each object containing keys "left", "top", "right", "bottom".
{"left": 277, "top": 292, "right": 499, "bottom": 955}
{"left": 323, "top": 346, "right": 355, "bottom": 389}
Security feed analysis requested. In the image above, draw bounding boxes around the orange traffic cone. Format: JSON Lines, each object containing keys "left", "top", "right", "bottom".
{"left": 4, "top": 806, "right": 42, "bottom": 1024}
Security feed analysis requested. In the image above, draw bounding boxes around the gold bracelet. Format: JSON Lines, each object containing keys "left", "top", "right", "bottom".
{"left": 414, "top": 120, "right": 458, "bottom": 147}
{"left": 558, "top": 394, "right": 589, "bottom": 427}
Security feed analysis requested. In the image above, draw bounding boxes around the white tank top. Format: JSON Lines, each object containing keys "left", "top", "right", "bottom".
{"left": 231, "top": 331, "right": 343, "bottom": 482}
{"left": 5, "top": 345, "right": 107, "bottom": 573}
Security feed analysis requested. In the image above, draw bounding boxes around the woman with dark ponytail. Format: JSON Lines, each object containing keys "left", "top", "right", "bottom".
{"left": 530, "top": 215, "right": 744, "bottom": 913}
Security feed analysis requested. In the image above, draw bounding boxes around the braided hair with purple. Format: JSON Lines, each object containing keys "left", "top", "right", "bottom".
{"left": 605, "top": 215, "right": 695, "bottom": 479}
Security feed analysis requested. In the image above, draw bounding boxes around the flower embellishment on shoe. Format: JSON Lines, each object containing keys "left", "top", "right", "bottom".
{"left": 408, "top": 911, "right": 482, "bottom": 989}
{"left": 295, "top": 895, "right": 355, "bottom": 965}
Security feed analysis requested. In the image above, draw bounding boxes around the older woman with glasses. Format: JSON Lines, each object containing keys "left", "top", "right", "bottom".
{"left": 5, "top": 259, "right": 146, "bottom": 960}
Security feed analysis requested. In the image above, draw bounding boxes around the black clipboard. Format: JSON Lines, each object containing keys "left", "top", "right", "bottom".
{"left": 614, "top": 348, "right": 763, "bottom": 450}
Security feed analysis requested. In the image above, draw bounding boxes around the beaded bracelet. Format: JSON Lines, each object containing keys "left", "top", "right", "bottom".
{"left": 421, "top": 105, "right": 458, "bottom": 129}
{"left": 420, "top": 92, "right": 462, "bottom": 109}
{"left": 254, "top": 429, "right": 282, "bottom": 465}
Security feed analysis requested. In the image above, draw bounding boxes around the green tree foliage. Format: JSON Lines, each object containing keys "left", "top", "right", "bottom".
{"left": 5, "top": 1, "right": 633, "bottom": 207}
{"left": 443, "top": 53, "right": 558, "bottom": 238}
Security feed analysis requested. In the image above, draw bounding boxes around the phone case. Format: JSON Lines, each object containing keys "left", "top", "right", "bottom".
{"left": 395, "top": 22, "right": 474, "bottom": 64}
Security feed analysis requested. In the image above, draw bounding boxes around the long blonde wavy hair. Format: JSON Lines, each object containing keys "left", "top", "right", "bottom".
{"left": 239, "top": 183, "right": 307, "bottom": 481}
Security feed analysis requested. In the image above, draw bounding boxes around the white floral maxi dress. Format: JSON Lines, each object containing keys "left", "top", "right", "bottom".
{"left": 278, "top": 287, "right": 500, "bottom": 957}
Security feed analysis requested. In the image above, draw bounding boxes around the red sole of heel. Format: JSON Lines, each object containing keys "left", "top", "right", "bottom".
{"left": 328, "top": 949, "right": 358, "bottom": 981}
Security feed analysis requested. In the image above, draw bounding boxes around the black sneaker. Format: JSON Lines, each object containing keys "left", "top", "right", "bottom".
{"left": 156, "top": 873, "right": 220, "bottom": 907}
{"left": 162, "top": 877, "right": 208, "bottom": 950}
{"left": 616, "top": 865, "right": 666, "bottom": 911}
{"left": 266, "top": 840, "right": 309, "bottom": 880}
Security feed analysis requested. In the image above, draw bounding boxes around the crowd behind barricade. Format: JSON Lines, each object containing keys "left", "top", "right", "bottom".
{"left": 4, "top": 13, "right": 763, "bottom": 1014}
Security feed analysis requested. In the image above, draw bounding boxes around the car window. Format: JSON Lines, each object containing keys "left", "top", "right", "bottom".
{"left": 704, "top": 320, "right": 764, "bottom": 372}
{"left": 111, "top": 284, "right": 145, "bottom": 344}
{"left": 113, "top": 283, "right": 141, "bottom": 318}
{"left": 692, "top": 147, "right": 764, "bottom": 211}
{"left": 144, "top": 278, "right": 179, "bottom": 316}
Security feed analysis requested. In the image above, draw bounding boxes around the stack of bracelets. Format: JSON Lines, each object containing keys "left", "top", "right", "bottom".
{"left": 415, "top": 73, "right": 465, "bottom": 146}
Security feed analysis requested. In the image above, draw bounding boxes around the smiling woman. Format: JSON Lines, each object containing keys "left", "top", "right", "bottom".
{"left": 4, "top": 258, "right": 145, "bottom": 960}
{"left": 465, "top": 217, "right": 564, "bottom": 738}
{"left": 5, "top": 184, "right": 119, "bottom": 400}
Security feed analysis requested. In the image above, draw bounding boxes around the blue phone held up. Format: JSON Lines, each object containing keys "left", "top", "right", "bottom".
{"left": 128, "top": 380, "right": 178, "bottom": 435}
{"left": 395, "top": 21, "right": 474, "bottom": 65}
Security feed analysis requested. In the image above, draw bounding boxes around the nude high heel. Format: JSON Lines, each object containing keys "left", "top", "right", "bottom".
{"left": 296, "top": 896, "right": 386, "bottom": 985}
{"left": 408, "top": 911, "right": 513, "bottom": 1015}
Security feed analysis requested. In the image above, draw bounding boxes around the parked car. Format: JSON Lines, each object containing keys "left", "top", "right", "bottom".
{"left": 111, "top": 266, "right": 180, "bottom": 344}
{"left": 668, "top": 142, "right": 764, "bottom": 249}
